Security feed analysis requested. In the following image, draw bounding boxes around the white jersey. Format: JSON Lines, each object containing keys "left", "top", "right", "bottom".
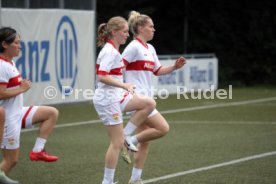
{"left": 93, "top": 40, "right": 125, "bottom": 106}
{"left": 122, "top": 38, "right": 162, "bottom": 97}
{"left": 0, "top": 57, "right": 40, "bottom": 149}
{"left": 0, "top": 56, "right": 23, "bottom": 119}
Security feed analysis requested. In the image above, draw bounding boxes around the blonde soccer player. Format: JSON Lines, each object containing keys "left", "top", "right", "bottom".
{"left": 92, "top": 16, "right": 156, "bottom": 184}
{"left": 122, "top": 11, "right": 186, "bottom": 184}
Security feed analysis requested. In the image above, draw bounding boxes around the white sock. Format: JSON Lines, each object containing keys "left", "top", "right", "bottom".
{"left": 130, "top": 135, "right": 139, "bottom": 145}
{"left": 130, "top": 167, "right": 142, "bottom": 181}
{"left": 102, "top": 167, "right": 115, "bottom": 184}
{"left": 124, "top": 122, "right": 137, "bottom": 136}
{"left": 32, "top": 137, "right": 46, "bottom": 152}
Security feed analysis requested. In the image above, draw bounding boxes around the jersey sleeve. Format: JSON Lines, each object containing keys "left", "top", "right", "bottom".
{"left": 98, "top": 50, "right": 116, "bottom": 75}
{"left": 150, "top": 45, "right": 162, "bottom": 75}
{"left": 0, "top": 63, "right": 9, "bottom": 85}
{"left": 122, "top": 42, "right": 137, "bottom": 66}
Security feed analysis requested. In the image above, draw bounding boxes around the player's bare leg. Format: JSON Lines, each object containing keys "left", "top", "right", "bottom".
{"left": 127, "top": 113, "right": 170, "bottom": 183}
{"left": 0, "top": 108, "right": 20, "bottom": 184}
{"left": 29, "top": 106, "right": 59, "bottom": 162}
{"left": 123, "top": 95, "right": 156, "bottom": 152}
{"left": 135, "top": 113, "right": 169, "bottom": 143}
{"left": 102, "top": 124, "right": 124, "bottom": 184}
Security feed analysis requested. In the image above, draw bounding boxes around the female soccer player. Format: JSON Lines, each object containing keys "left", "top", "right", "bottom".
{"left": 0, "top": 27, "right": 59, "bottom": 182}
{"left": 122, "top": 11, "right": 186, "bottom": 184}
{"left": 93, "top": 16, "right": 156, "bottom": 184}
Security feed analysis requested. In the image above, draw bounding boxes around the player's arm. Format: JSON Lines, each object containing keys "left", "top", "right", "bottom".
{"left": 156, "top": 57, "right": 186, "bottom": 76}
{"left": 98, "top": 75, "right": 135, "bottom": 94}
{"left": 0, "top": 79, "right": 31, "bottom": 100}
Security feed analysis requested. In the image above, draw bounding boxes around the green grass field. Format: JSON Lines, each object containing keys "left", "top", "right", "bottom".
{"left": 9, "top": 87, "right": 276, "bottom": 184}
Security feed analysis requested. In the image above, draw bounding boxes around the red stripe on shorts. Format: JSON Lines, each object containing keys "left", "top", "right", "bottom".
{"left": 120, "top": 92, "right": 129, "bottom": 104}
{"left": 22, "top": 106, "right": 33, "bottom": 129}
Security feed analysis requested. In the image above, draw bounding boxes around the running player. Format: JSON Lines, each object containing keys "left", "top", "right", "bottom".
{"left": 93, "top": 17, "right": 156, "bottom": 184}
{"left": 122, "top": 11, "right": 186, "bottom": 184}
{"left": 0, "top": 27, "right": 59, "bottom": 181}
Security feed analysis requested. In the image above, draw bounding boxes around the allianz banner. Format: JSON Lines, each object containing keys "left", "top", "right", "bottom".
{"left": 1, "top": 9, "right": 95, "bottom": 105}
{"left": 152, "top": 57, "right": 218, "bottom": 94}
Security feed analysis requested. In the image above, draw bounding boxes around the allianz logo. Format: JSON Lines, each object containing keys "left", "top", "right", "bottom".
{"left": 144, "top": 62, "right": 154, "bottom": 70}
{"left": 55, "top": 15, "right": 78, "bottom": 92}
{"left": 15, "top": 15, "right": 78, "bottom": 94}
{"left": 190, "top": 63, "right": 214, "bottom": 83}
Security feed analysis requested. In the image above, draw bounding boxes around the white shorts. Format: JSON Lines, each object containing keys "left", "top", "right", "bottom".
{"left": 120, "top": 92, "right": 133, "bottom": 112}
{"left": 94, "top": 92, "right": 134, "bottom": 126}
{"left": 94, "top": 102, "right": 123, "bottom": 126}
{"left": 1, "top": 106, "right": 39, "bottom": 149}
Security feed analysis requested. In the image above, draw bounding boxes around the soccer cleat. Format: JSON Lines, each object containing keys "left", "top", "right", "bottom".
{"left": 128, "top": 179, "right": 144, "bottom": 184}
{"left": 121, "top": 147, "right": 132, "bottom": 164}
{"left": 29, "top": 149, "right": 58, "bottom": 162}
{"left": 124, "top": 136, "right": 138, "bottom": 152}
{"left": 0, "top": 171, "right": 19, "bottom": 184}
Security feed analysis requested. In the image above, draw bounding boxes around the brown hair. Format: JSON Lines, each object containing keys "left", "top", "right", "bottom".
{"left": 0, "top": 27, "right": 18, "bottom": 53}
{"left": 97, "top": 16, "right": 127, "bottom": 47}
{"left": 128, "top": 11, "right": 150, "bottom": 36}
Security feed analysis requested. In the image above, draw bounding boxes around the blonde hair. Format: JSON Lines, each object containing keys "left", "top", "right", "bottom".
{"left": 97, "top": 16, "right": 127, "bottom": 47}
{"left": 128, "top": 11, "right": 150, "bottom": 36}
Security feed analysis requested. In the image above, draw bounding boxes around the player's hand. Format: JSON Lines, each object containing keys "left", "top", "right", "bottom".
{"left": 123, "top": 83, "right": 136, "bottom": 94}
{"left": 20, "top": 79, "right": 32, "bottom": 92}
{"left": 174, "top": 57, "right": 186, "bottom": 70}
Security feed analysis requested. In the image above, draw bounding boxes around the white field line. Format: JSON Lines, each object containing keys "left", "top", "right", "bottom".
{"left": 21, "top": 96, "right": 276, "bottom": 133}
{"left": 160, "top": 96, "right": 276, "bottom": 114}
{"left": 169, "top": 120, "right": 276, "bottom": 125}
{"left": 143, "top": 151, "right": 276, "bottom": 183}
{"left": 21, "top": 119, "right": 102, "bottom": 133}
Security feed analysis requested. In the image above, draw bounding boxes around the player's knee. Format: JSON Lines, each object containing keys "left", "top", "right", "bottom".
{"left": 48, "top": 107, "right": 59, "bottom": 122}
{"left": 120, "top": 137, "right": 125, "bottom": 148}
{"left": 163, "top": 124, "right": 170, "bottom": 135}
{"left": 51, "top": 107, "right": 59, "bottom": 119}
{"left": 7, "top": 158, "right": 19, "bottom": 168}
{"left": 112, "top": 137, "right": 124, "bottom": 150}
{"left": 144, "top": 97, "right": 156, "bottom": 111}
{"left": 159, "top": 123, "right": 170, "bottom": 136}
{"left": 165, "top": 122, "right": 170, "bottom": 133}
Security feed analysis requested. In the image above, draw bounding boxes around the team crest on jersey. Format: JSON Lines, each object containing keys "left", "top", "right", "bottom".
{"left": 8, "top": 138, "right": 15, "bottom": 145}
{"left": 112, "top": 113, "right": 120, "bottom": 121}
